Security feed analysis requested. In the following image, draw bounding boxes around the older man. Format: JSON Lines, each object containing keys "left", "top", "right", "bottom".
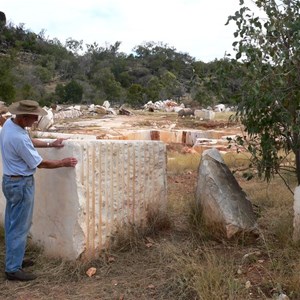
{"left": 0, "top": 100, "right": 78, "bottom": 281}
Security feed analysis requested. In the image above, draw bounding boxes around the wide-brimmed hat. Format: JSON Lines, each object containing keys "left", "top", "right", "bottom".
{"left": 8, "top": 100, "right": 47, "bottom": 116}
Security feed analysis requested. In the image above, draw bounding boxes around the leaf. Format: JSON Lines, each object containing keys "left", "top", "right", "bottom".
{"left": 236, "top": 52, "right": 242, "bottom": 60}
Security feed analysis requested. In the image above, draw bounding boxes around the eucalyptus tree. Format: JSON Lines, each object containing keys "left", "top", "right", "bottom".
{"left": 193, "top": 59, "right": 246, "bottom": 107}
{"left": 65, "top": 38, "right": 83, "bottom": 56}
{"left": 228, "top": 0, "right": 300, "bottom": 190}
{"left": 133, "top": 42, "right": 194, "bottom": 99}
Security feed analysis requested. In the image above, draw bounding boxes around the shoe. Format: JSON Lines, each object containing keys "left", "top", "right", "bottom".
{"left": 5, "top": 269, "right": 37, "bottom": 281}
{"left": 22, "top": 259, "right": 35, "bottom": 268}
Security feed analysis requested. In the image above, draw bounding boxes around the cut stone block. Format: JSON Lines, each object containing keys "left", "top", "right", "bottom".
{"left": 194, "top": 109, "right": 215, "bottom": 120}
{"left": 0, "top": 140, "right": 167, "bottom": 260}
{"left": 34, "top": 128, "right": 241, "bottom": 148}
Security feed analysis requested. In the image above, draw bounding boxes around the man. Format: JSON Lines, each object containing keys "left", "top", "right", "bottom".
{"left": 0, "top": 100, "right": 78, "bottom": 281}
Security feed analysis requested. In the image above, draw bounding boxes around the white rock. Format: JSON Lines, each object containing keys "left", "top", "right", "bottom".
{"left": 37, "top": 108, "right": 54, "bottom": 131}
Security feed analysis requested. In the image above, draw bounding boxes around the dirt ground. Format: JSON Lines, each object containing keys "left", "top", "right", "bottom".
{"left": 0, "top": 110, "right": 246, "bottom": 300}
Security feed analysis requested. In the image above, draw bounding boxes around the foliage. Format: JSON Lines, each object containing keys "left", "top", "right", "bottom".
{"left": 193, "top": 58, "right": 246, "bottom": 107}
{"left": 34, "top": 65, "right": 52, "bottom": 83}
{"left": 227, "top": 0, "right": 300, "bottom": 186}
{"left": 0, "top": 54, "right": 16, "bottom": 103}
{"left": 0, "top": 16, "right": 243, "bottom": 110}
{"left": 126, "top": 83, "right": 144, "bottom": 107}
{"left": 54, "top": 80, "right": 83, "bottom": 104}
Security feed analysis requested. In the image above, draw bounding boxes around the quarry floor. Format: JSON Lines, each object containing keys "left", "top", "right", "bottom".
{"left": 51, "top": 110, "right": 241, "bottom": 138}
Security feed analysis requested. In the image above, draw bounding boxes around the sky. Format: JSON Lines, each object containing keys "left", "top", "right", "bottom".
{"left": 1, "top": 0, "right": 259, "bottom": 62}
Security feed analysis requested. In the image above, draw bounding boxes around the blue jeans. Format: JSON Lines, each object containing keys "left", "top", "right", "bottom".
{"left": 2, "top": 175, "right": 35, "bottom": 273}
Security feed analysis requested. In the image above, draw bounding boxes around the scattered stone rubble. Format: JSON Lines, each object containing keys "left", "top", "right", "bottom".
{"left": 36, "top": 102, "right": 119, "bottom": 131}
{"left": 143, "top": 100, "right": 235, "bottom": 120}
{"left": 194, "top": 109, "right": 215, "bottom": 120}
{"left": 27, "top": 99, "right": 242, "bottom": 157}
{"left": 143, "top": 99, "right": 183, "bottom": 112}
{"left": 0, "top": 98, "right": 237, "bottom": 132}
{"left": 1, "top": 100, "right": 240, "bottom": 156}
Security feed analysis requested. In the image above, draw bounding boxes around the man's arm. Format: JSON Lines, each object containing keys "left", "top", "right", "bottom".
{"left": 31, "top": 138, "right": 66, "bottom": 148}
{"left": 37, "top": 157, "right": 78, "bottom": 169}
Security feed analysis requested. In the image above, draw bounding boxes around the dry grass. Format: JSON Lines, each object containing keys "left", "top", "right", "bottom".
{"left": 214, "top": 111, "right": 235, "bottom": 121}
{"left": 165, "top": 151, "right": 300, "bottom": 299}
{"left": 1, "top": 150, "right": 300, "bottom": 299}
{"left": 223, "top": 152, "right": 252, "bottom": 169}
{"left": 167, "top": 152, "right": 200, "bottom": 175}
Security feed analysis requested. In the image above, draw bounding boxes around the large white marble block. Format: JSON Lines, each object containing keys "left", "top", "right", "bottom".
{"left": 0, "top": 140, "right": 167, "bottom": 260}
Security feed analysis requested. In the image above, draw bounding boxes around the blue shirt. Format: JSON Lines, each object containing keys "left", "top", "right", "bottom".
{"left": 0, "top": 118, "right": 42, "bottom": 176}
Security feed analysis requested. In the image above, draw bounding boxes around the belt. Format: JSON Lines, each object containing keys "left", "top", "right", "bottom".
{"left": 5, "top": 175, "right": 33, "bottom": 178}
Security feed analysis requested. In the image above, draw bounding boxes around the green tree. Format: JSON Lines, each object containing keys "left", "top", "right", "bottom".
{"left": 144, "top": 76, "right": 162, "bottom": 101}
{"left": 54, "top": 81, "right": 83, "bottom": 103}
{"left": 34, "top": 66, "right": 52, "bottom": 83}
{"left": 132, "top": 42, "right": 193, "bottom": 99}
{"left": 0, "top": 54, "right": 16, "bottom": 103}
{"left": 227, "top": 0, "right": 300, "bottom": 189}
{"left": 160, "top": 71, "right": 179, "bottom": 99}
{"left": 0, "top": 82, "right": 15, "bottom": 102}
{"left": 64, "top": 80, "right": 83, "bottom": 103}
{"left": 21, "top": 83, "right": 34, "bottom": 99}
{"left": 65, "top": 38, "right": 83, "bottom": 56}
{"left": 90, "top": 67, "right": 122, "bottom": 101}
{"left": 127, "top": 84, "right": 144, "bottom": 107}
{"left": 55, "top": 83, "right": 65, "bottom": 102}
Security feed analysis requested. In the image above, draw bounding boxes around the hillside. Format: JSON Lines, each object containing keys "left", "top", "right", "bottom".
{"left": 0, "top": 12, "right": 243, "bottom": 110}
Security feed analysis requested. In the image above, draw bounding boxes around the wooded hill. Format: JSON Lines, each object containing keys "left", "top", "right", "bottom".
{"left": 0, "top": 11, "right": 244, "bottom": 108}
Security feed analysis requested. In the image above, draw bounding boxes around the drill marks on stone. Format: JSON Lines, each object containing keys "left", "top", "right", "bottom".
{"left": 81, "top": 141, "right": 168, "bottom": 256}
{"left": 84, "top": 144, "right": 91, "bottom": 255}
{"left": 132, "top": 144, "right": 136, "bottom": 224}
{"left": 98, "top": 143, "right": 103, "bottom": 253}
{"left": 136, "top": 143, "right": 142, "bottom": 225}
{"left": 91, "top": 143, "right": 96, "bottom": 257}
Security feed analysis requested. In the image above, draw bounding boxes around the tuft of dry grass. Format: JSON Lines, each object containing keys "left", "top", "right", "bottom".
{"left": 214, "top": 111, "right": 235, "bottom": 121}
{"left": 223, "top": 151, "right": 252, "bottom": 170}
{"left": 167, "top": 152, "right": 200, "bottom": 175}
{"left": 109, "top": 207, "right": 172, "bottom": 253}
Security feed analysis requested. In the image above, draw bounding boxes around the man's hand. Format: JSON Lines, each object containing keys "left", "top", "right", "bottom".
{"left": 51, "top": 138, "right": 68, "bottom": 148}
{"left": 61, "top": 157, "right": 78, "bottom": 167}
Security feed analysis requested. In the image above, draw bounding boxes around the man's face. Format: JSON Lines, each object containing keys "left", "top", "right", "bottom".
{"left": 22, "top": 114, "right": 39, "bottom": 127}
